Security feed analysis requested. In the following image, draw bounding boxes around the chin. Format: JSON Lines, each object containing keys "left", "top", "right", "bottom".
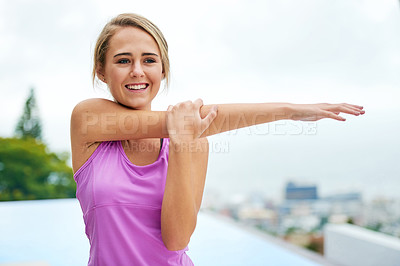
{"left": 128, "top": 102, "right": 151, "bottom": 110}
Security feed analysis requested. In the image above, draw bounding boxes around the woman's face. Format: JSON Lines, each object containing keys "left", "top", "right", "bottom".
{"left": 102, "top": 27, "right": 163, "bottom": 110}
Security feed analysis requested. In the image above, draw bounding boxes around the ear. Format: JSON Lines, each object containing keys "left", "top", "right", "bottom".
{"left": 96, "top": 66, "right": 106, "bottom": 82}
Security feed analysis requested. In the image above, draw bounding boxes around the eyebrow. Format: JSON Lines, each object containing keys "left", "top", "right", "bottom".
{"left": 113, "top": 52, "right": 159, "bottom": 58}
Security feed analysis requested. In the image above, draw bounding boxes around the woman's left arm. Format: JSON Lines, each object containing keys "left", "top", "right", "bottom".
{"left": 161, "top": 100, "right": 216, "bottom": 251}
{"left": 200, "top": 102, "right": 365, "bottom": 137}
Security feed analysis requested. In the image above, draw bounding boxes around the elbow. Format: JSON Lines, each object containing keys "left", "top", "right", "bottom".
{"left": 161, "top": 206, "right": 197, "bottom": 251}
{"left": 162, "top": 221, "right": 196, "bottom": 251}
{"left": 163, "top": 237, "right": 191, "bottom": 251}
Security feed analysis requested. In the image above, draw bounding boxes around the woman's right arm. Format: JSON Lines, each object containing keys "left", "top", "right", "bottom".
{"left": 70, "top": 98, "right": 169, "bottom": 145}
{"left": 70, "top": 98, "right": 169, "bottom": 172}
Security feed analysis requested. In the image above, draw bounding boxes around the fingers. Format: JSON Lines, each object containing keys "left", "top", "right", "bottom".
{"left": 344, "top": 103, "right": 363, "bottom": 109}
{"left": 337, "top": 106, "right": 363, "bottom": 116}
{"left": 193, "top": 98, "right": 203, "bottom": 109}
{"left": 167, "top": 99, "right": 216, "bottom": 140}
{"left": 345, "top": 104, "right": 365, "bottom": 113}
{"left": 326, "top": 103, "right": 365, "bottom": 117}
{"left": 321, "top": 102, "right": 366, "bottom": 122}
{"left": 340, "top": 103, "right": 365, "bottom": 114}
{"left": 193, "top": 99, "right": 204, "bottom": 119}
{"left": 173, "top": 99, "right": 203, "bottom": 113}
{"left": 343, "top": 104, "right": 365, "bottom": 116}
{"left": 322, "top": 110, "right": 346, "bottom": 121}
{"left": 193, "top": 99, "right": 218, "bottom": 134}
{"left": 200, "top": 105, "right": 218, "bottom": 132}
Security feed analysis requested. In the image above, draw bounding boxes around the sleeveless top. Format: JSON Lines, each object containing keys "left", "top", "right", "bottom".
{"left": 73, "top": 139, "right": 194, "bottom": 266}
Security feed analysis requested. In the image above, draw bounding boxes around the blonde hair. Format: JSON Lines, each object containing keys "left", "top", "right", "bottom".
{"left": 92, "top": 13, "right": 170, "bottom": 89}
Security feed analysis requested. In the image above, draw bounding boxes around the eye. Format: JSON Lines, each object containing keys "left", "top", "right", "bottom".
{"left": 144, "top": 58, "right": 156, "bottom": 63}
{"left": 117, "top": 58, "right": 130, "bottom": 64}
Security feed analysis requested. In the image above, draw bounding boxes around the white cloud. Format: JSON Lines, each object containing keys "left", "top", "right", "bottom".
{"left": 360, "top": 0, "right": 399, "bottom": 22}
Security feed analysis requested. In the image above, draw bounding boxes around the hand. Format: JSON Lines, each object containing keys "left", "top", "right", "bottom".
{"left": 166, "top": 99, "right": 218, "bottom": 143}
{"left": 290, "top": 103, "right": 365, "bottom": 121}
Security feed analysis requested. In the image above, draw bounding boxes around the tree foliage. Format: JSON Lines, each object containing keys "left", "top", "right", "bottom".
{"left": 0, "top": 137, "right": 75, "bottom": 201}
{"left": 14, "top": 88, "right": 42, "bottom": 140}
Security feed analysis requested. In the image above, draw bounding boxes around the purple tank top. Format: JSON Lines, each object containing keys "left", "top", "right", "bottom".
{"left": 74, "top": 139, "right": 194, "bottom": 265}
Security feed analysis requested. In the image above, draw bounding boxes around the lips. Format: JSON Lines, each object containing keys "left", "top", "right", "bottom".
{"left": 125, "top": 83, "right": 149, "bottom": 90}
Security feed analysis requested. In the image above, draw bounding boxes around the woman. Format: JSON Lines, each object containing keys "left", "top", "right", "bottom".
{"left": 70, "top": 13, "right": 364, "bottom": 265}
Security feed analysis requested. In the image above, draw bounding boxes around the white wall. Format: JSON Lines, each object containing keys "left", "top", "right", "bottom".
{"left": 324, "top": 223, "right": 400, "bottom": 266}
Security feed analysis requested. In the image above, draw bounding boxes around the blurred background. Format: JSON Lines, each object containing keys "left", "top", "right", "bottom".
{"left": 0, "top": 0, "right": 399, "bottom": 264}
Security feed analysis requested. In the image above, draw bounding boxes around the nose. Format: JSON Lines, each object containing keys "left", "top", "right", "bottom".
{"left": 130, "top": 62, "right": 144, "bottom": 78}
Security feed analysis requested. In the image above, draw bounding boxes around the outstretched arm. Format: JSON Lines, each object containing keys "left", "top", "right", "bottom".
{"left": 200, "top": 102, "right": 364, "bottom": 137}
{"left": 71, "top": 99, "right": 364, "bottom": 145}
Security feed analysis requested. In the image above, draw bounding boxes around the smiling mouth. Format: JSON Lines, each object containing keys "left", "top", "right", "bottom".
{"left": 125, "top": 84, "right": 149, "bottom": 90}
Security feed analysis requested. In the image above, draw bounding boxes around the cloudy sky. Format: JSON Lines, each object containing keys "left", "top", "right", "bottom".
{"left": 1, "top": 0, "right": 399, "bottom": 200}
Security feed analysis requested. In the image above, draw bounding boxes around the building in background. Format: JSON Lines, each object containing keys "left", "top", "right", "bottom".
{"left": 285, "top": 182, "right": 318, "bottom": 201}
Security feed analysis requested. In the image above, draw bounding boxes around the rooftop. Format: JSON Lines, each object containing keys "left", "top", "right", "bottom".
{"left": 0, "top": 199, "right": 332, "bottom": 265}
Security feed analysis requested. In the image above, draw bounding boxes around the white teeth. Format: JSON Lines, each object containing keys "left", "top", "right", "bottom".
{"left": 127, "top": 84, "right": 147, "bottom": 90}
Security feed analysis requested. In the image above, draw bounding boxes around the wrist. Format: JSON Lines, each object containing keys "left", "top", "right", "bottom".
{"left": 268, "top": 103, "right": 294, "bottom": 121}
{"left": 284, "top": 103, "right": 296, "bottom": 120}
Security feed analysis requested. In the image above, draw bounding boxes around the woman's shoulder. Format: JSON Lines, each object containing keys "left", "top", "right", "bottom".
{"left": 71, "top": 98, "right": 116, "bottom": 127}
{"left": 76, "top": 97, "right": 114, "bottom": 105}
{"left": 71, "top": 98, "right": 115, "bottom": 114}
{"left": 70, "top": 98, "right": 115, "bottom": 173}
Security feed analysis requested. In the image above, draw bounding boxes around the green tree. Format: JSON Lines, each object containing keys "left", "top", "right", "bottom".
{"left": 0, "top": 137, "right": 75, "bottom": 201}
{"left": 14, "top": 88, "right": 42, "bottom": 141}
